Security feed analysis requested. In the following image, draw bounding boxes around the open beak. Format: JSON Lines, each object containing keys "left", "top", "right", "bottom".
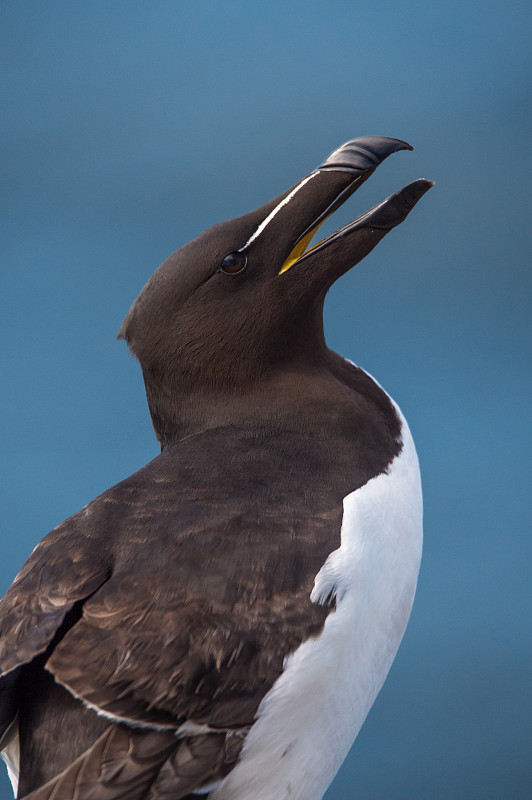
{"left": 275, "top": 136, "right": 433, "bottom": 281}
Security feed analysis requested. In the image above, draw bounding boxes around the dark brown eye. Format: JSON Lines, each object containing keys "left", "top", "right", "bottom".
{"left": 220, "top": 251, "right": 247, "bottom": 274}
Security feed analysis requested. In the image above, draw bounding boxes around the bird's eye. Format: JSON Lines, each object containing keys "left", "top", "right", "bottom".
{"left": 220, "top": 251, "right": 247, "bottom": 274}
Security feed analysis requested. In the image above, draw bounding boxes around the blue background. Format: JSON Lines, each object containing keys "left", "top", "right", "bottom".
{"left": 1, "top": 2, "right": 531, "bottom": 797}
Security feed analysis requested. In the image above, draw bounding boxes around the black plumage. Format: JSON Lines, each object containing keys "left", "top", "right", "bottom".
{"left": 0, "top": 137, "right": 431, "bottom": 799}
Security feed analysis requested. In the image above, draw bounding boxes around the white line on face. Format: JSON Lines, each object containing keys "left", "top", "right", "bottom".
{"left": 240, "top": 171, "right": 319, "bottom": 250}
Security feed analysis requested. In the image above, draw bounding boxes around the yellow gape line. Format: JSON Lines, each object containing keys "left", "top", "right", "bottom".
{"left": 279, "top": 216, "right": 330, "bottom": 274}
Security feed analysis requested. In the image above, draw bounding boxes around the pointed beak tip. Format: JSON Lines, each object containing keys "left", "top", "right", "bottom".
{"left": 410, "top": 178, "right": 435, "bottom": 198}
{"left": 320, "top": 135, "right": 416, "bottom": 174}
{"left": 395, "top": 178, "right": 435, "bottom": 216}
{"left": 398, "top": 140, "right": 414, "bottom": 152}
{"left": 357, "top": 178, "right": 434, "bottom": 231}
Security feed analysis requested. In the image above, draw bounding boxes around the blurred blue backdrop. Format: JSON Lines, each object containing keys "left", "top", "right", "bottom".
{"left": 1, "top": 2, "right": 531, "bottom": 798}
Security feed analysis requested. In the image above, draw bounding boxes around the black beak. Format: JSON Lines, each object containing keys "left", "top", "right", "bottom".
{"left": 293, "top": 136, "right": 416, "bottom": 242}
{"left": 286, "top": 177, "right": 433, "bottom": 273}
{"left": 242, "top": 136, "right": 432, "bottom": 289}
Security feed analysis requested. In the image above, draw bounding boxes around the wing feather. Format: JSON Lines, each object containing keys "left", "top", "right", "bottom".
{"left": 19, "top": 724, "right": 244, "bottom": 800}
{"left": 0, "top": 514, "right": 110, "bottom": 678}
{"left": 1, "top": 428, "right": 359, "bottom": 796}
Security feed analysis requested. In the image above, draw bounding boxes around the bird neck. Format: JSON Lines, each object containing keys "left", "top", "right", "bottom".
{"left": 143, "top": 350, "right": 401, "bottom": 454}
{"left": 143, "top": 359, "right": 346, "bottom": 449}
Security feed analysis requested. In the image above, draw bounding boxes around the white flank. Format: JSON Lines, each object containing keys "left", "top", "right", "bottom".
{"left": 211, "top": 401, "right": 422, "bottom": 800}
{"left": 195, "top": 780, "right": 224, "bottom": 794}
{"left": 241, "top": 172, "right": 318, "bottom": 249}
{"left": 0, "top": 716, "right": 19, "bottom": 796}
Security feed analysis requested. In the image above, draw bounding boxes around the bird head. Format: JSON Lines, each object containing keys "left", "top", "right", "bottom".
{"left": 118, "top": 137, "right": 432, "bottom": 445}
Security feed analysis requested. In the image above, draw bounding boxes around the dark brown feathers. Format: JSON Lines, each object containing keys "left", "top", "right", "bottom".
{"left": 20, "top": 723, "right": 243, "bottom": 800}
{"left": 0, "top": 362, "right": 400, "bottom": 799}
{"left": 0, "top": 135, "right": 429, "bottom": 798}
{"left": 0, "top": 523, "right": 110, "bottom": 677}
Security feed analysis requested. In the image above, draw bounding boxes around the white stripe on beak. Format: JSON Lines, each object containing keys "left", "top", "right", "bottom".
{"left": 240, "top": 172, "right": 319, "bottom": 250}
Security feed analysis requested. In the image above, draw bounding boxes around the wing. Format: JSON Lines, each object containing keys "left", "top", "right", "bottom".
{"left": 1, "top": 419, "right": 370, "bottom": 797}
{"left": 16, "top": 431, "right": 341, "bottom": 735}
{"left": 0, "top": 516, "right": 111, "bottom": 678}
{"left": 21, "top": 725, "right": 244, "bottom": 800}
{"left": 0, "top": 512, "right": 112, "bottom": 796}
{"left": 45, "top": 508, "right": 336, "bottom": 732}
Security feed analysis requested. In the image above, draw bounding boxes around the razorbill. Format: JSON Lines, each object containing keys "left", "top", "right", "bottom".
{"left": 0, "top": 136, "right": 432, "bottom": 799}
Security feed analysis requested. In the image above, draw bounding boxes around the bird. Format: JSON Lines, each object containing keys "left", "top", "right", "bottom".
{"left": 0, "top": 136, "right": 431, "bottom": 800}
